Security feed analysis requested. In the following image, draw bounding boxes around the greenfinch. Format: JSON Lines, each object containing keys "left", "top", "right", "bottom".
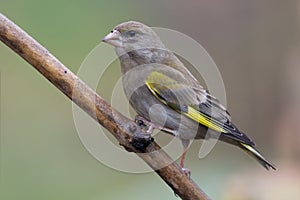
{"left": 102, "top": 21, "right": 276, "bottom": 171}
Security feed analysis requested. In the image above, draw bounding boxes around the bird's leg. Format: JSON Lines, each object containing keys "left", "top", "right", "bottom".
{"left": 180, "top": 150, "right": 191, "bottom": 177}
{"left": 135, "top": 115, "right": 191, "bottom": 176}
{"left": 135, "top": 115, "right": 176, "bottom": 135}
{"left": 180, "top": 150, "right": 186, "bottom": 168}
{"left": 180, "top": 140, "right": 191, "bottom": 178}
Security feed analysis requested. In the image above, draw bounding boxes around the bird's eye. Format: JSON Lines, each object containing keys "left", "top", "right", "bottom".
{"left": 127, "top": 30, "right": 136, "bottom": 37}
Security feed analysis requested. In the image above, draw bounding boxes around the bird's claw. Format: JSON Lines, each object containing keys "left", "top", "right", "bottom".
{"left": 135, "top": 115, "right": 176, "bottom": 135}
{"left": 135, "top": 116, "right": 150, "bottom": 132}
{"left": 135, "top": 115, "right": 156, "bottom": 134}
{"left": 182, "top": 168, "right": 191, "bottom": 178}
{"left": 131, "top": 131, "right": 153, "bottom": 150}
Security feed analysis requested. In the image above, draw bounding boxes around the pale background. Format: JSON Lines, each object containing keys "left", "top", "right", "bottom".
{"left": 1, "top": 1, "right": 299, "bottom": 199}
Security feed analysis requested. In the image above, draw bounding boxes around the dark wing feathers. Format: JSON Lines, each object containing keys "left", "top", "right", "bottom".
{"left": 146, "top": 70, "right": 254, "bottom": 145}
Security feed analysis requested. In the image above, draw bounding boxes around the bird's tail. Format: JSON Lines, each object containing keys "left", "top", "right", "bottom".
{"left": 240, "top": 143, "right": 276, "bottom": 170}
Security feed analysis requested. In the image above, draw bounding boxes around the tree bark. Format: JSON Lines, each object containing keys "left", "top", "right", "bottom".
{"left": 0, "top": 13, "right": 210, "bottom": 200}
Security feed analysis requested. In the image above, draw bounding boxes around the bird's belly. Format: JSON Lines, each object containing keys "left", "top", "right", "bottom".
{"left": 128, "top": 85, "right": 208, "bottom": 140}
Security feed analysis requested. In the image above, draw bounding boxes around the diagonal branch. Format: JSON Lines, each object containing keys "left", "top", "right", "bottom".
{"left": 0, "top": 13, "right": 210, "bottom": 200}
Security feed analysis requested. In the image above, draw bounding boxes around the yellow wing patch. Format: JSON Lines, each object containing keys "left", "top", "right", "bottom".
{"left": 186, "top": 106, "right": 226, "bottom": 133}
{"left": 146, "top": 71, "right": 227, "bottom": 133}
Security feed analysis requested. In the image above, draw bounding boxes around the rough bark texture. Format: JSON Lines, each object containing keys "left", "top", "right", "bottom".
{"left": 0, "top": 13, "right": 210, "bottom": 200}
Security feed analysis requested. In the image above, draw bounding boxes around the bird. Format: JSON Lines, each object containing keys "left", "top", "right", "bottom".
{"left": 102, "top": 21, "right": 276, "bottom": 172}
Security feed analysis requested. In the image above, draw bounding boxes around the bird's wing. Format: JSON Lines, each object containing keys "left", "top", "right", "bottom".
{"left": 145, "top": 70, "right": 254, "bottom": 145}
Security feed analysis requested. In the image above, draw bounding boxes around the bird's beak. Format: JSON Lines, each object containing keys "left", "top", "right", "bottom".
{"left": 102, "top": 30, "right": 121, "bottom": 47}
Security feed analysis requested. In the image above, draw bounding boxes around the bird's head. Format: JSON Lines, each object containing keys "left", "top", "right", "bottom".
{"left": 102, "top": 21, "right": 164, "bottom": 52}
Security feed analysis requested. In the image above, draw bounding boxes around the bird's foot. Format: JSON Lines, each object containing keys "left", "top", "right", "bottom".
{"left": 135, "top": 115, "right": 154, "bottom": 134}
{"left": 131, "top": 131, "right": 153, "bottom": 150}
{"left": 135, "top": 115, "right": 175, "bottom": 134}
{"left": 182, "top": 168, "right": 191, "bottom": 178}
{"left": 128, "top": 116, "right": 154, "bottom": 150}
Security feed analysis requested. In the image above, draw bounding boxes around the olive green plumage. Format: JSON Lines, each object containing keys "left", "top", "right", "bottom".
{"left": 102, "top": 21, "right": 276, "bottom": 170}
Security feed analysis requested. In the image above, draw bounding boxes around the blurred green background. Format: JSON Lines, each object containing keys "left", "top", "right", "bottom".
{"left": 1, "top": 1, "right": 299, "bottom": 199}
